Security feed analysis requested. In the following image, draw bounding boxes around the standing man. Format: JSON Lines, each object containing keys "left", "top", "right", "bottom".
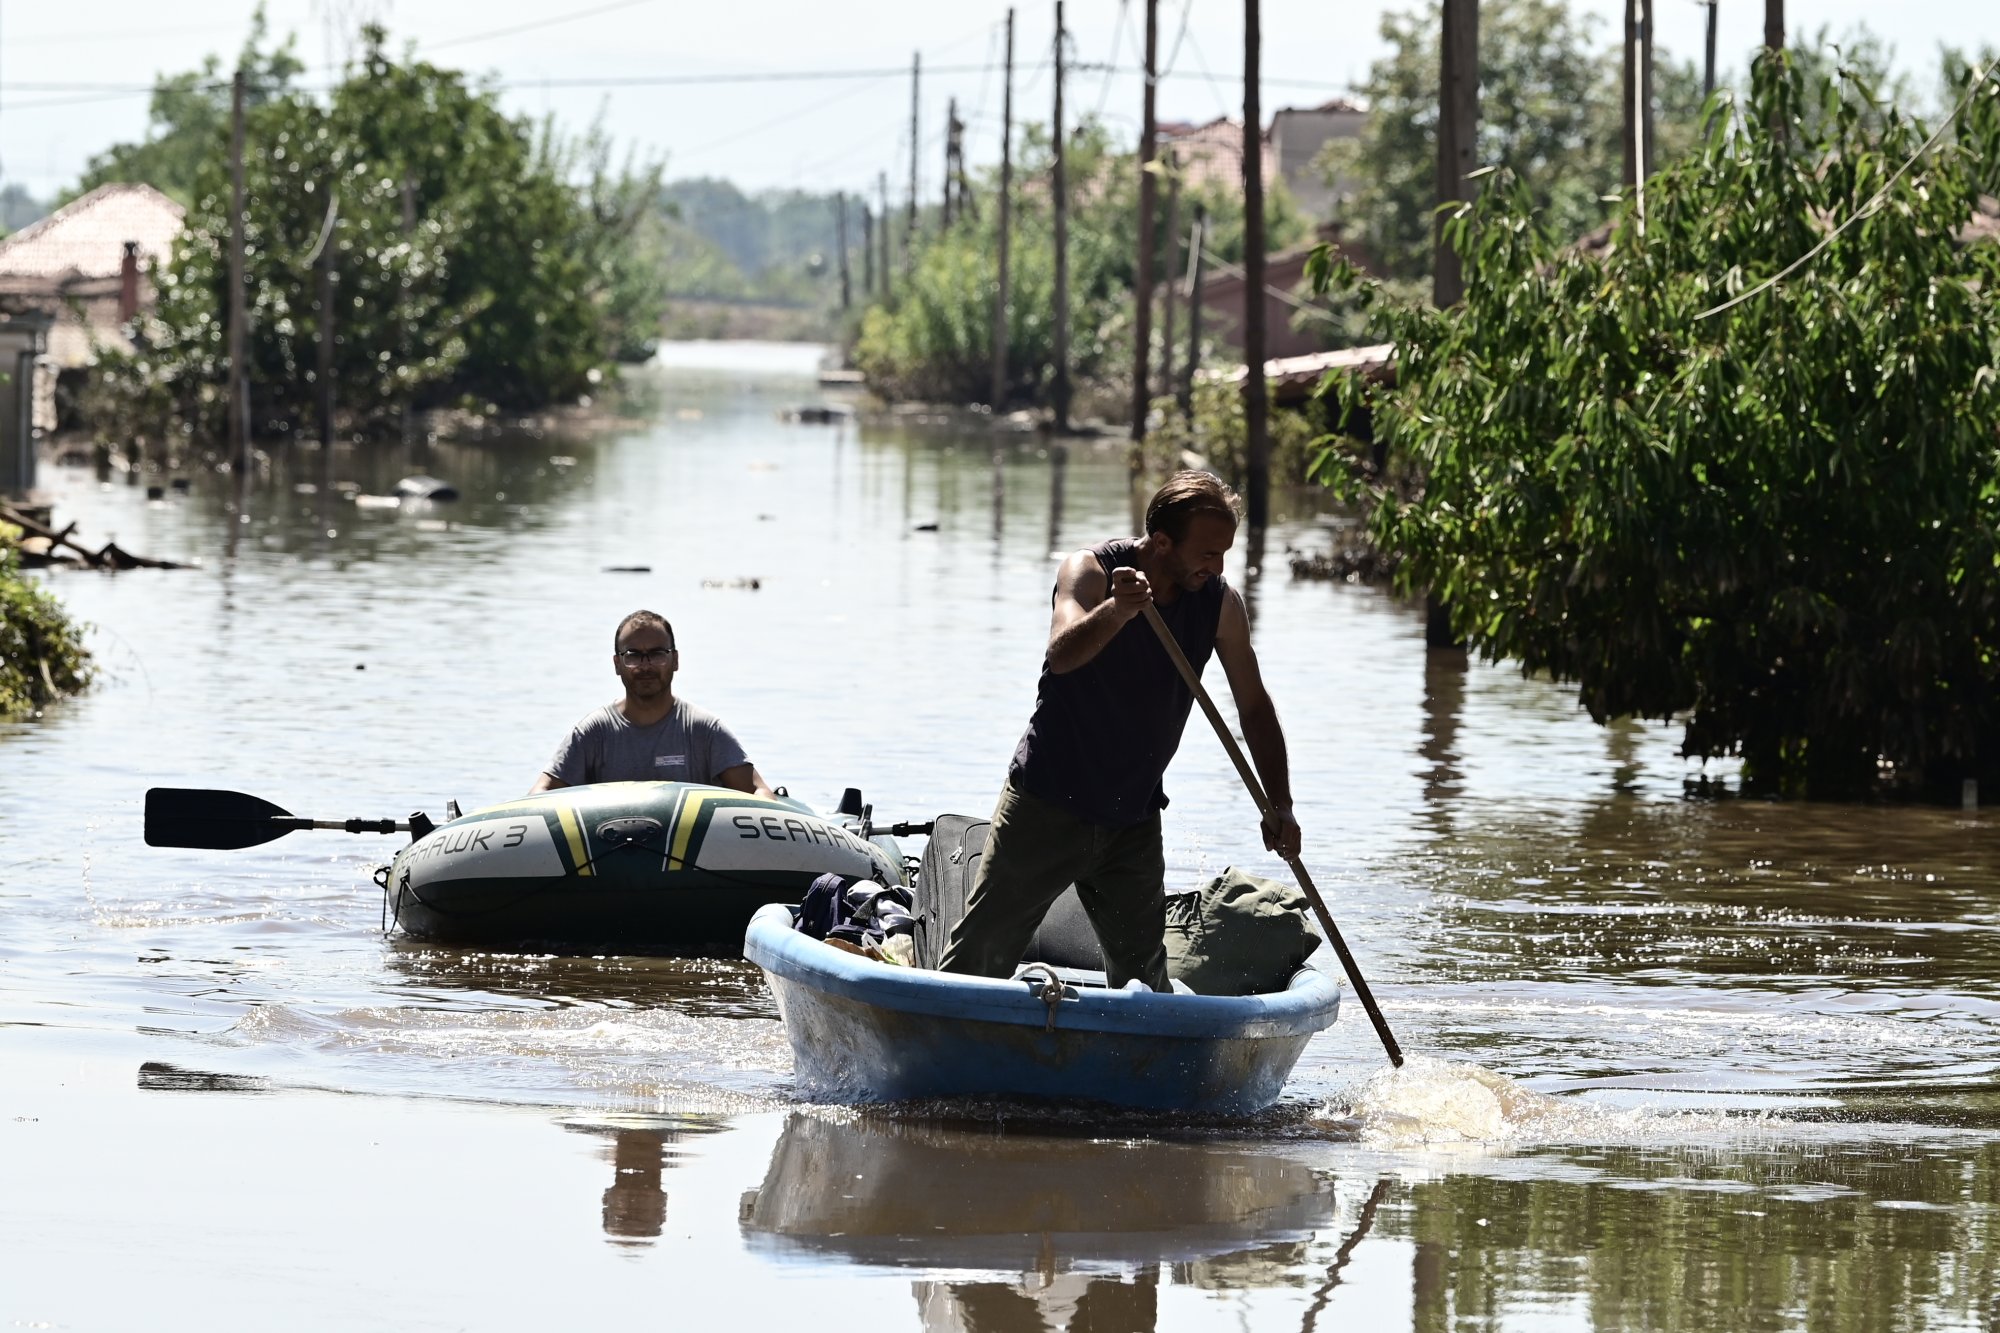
{"left": 939, "top": 471, "right": 1300, "bottom": 991}
{"left": 530, "top": 610, "right": 773, "bottom": 797}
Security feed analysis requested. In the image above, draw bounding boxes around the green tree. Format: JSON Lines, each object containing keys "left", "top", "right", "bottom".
{"left": 1322, "top": 0, "right": 1704, "bottom": 283}
{"left": 1310, "top": 54, "right": 2000, "bottom": 793}
{"left": 83, "top": 25, "right": 667, "bottom": 442}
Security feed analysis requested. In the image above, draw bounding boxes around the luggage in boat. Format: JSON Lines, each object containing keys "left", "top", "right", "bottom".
{"left": 910, "top": 813, "right": 1102, "bottom": 971}
{"left": 1165, "top": 868, "right": 1322, "bottom": 997}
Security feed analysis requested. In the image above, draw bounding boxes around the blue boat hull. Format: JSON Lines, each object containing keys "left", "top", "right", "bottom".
{"left": 745, "top": 903, "right": 1340, "bottom": 1113}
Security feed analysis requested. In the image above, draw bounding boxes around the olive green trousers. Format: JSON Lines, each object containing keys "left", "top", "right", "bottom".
{"left": 937, "top": 781, "right": 1171, "bottom": 992}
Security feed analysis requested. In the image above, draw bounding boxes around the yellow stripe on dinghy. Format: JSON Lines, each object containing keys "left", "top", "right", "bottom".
{"left": 554, "top": 804, "right": 593, "bottom": 877}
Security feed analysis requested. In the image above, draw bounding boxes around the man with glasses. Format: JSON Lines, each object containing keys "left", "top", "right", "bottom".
{"left": 529, "top": 610, "right": 773, "bottom": 796}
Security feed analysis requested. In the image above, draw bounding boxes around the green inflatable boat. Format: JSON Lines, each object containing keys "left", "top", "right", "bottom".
{"left": 382, "top": 781, "right": 907, "bottom": 953}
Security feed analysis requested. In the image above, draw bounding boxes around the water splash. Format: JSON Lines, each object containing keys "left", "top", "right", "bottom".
{"left": 1320, "top": 1054, "right": 1780, "bottom": 1147}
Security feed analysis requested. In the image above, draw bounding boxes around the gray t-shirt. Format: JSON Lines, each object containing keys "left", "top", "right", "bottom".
{"left": 543, "top": 698, "right": 751, "bottom": 787}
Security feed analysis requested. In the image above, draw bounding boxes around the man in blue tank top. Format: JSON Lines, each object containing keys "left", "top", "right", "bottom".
{"left": 939, "top": 471, "right": 1300, "bottom": 991}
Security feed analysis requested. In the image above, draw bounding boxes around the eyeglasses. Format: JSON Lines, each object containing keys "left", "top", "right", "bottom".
{"left": 616, "top": 648, "right": 676, "bottom": 665}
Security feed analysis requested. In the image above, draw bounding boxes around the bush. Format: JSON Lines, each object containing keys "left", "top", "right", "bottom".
{"left": 0, "top": 525, "right": 92, "bottom": 716}
{"left": 1312, "top": 54, "right": 2000, "bottom": 794}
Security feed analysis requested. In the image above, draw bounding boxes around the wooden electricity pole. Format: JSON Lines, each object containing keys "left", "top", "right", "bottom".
{"left": 862, "top": 203, "right": 875, "bottom": 300}
{"left": 1160, "top": 152, "right": 1180, "bottom": 401}
{"left": 1622, "top": 0, "right": 1655, "bottom": 188}
{"left": 907, "top": 52, "right": 921, "bottom": 263}
{"left": 1702, "top": 0, "right": 1718, "bottom": 100}
{"left": 1434, "top": 0, "right": 1479, "bottom": 309}
{"left": 878, "top": 171, "right": 892, "bottom": 298}
{"left": 313, "top": 197, "right": 338, "bottom": 452}
{"left": 1180, "top": 204, "right": 1204, "bottom": 422}
{"left": 943, "top": 97, "right": 958, "bottom": 225}
{"left": 1243, "top": 0, "right": 1269, "bottom": 528}
{"left": 990, "top": 8, "right": 1015, "bottom": 411}
{"left": 1764, "top": 0, "right": 1783, "bottom": 51}
{"left": 1129, "top": 0, "right": 1160, "bottom": 464}
{"left": 837, "top": 192, "right": 852, "bottom": 309}
{"left": 227, "top": 67, "right": 249, "bottom": 469}
{"left": 1051, "top": 0, "right": 1072, "bottom": 433}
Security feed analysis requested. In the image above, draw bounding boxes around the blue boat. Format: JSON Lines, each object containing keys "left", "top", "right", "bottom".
{"left": 744, "top": 902, "right": 1341, "bottom": 1113}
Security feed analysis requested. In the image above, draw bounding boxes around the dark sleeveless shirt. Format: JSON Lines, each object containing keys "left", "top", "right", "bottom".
{"left": 1008, "top": 537, "right": 1228, "bottom": 827}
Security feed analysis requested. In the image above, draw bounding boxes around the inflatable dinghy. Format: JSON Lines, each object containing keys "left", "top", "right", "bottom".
{"left": 383, "top": 781, "right": 906, "bottom": 952}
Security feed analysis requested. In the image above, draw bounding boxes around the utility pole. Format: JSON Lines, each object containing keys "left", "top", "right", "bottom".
{"left": 1243, "top": 0, "right": 1269, "bottom": 529}
{"left": 990, "top": 8, "right": 1015, "bottom": 412}
{"left": 1434, "top": 0, "right": 1479, "bottom": 309}
{"left": 862, "top": 203, "right": 875, "bottom": 301}
{"left": 907, "top": 52, "right": 920, "bottom": 264}
{"left": 313, "top": 196, "right": 338, "bottom": 453}
{"left": 943, "top": 97, "right": 958, "bottom": 226}
{"left": 1160, "top": 152, "right": 1180, "bottom": 402}
{"left": 878, "top": 171, "right": 892, "bottom": 299}
{"left": 1129, "top": 0, "right": 1160, "bottom": 465}
{"left": 1702, "top": 0, "right": 1718, "bottom": 100}
{"left": 1621, "top": 0, "right": 1655, "bottom": 188}
{"left": 227, "top": 67, "right": 249, "bottom": 470}
{"left": 1051, "top": 0, "right": 1072, "bottom": 433}
{"left": 1764, "top": 0, "right": 1783, "bottom": 51}
{"left": 1180, "top": 205, "right": 1204, "bottom": 422}
{"left": 837, "top": 192, "right": 852, "bottom": 310}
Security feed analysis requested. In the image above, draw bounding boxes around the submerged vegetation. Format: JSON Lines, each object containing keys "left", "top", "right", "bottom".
{"left": 1313, "top": 53, "right": 2000, "bottom": 794}
{"left": 0, "top": 525, "right": 92, "bottom": 716}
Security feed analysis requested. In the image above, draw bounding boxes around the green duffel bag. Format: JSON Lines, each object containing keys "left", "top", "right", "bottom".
{"left": 1165, "top": 867, "right": 1322, "bottom": 996}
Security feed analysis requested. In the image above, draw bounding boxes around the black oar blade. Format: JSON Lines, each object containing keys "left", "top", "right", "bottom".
{"left": 145, "top": 787, "right": 298, "bottom": 850}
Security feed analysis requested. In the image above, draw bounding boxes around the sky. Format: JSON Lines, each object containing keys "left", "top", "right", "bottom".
{"left": 3, "top": 0, "right": 1997, "bottom": 205}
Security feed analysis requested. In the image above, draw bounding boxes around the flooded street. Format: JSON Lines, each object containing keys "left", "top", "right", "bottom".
{"left": 4, "top": 341, "right": 1998, "bottom": 1330}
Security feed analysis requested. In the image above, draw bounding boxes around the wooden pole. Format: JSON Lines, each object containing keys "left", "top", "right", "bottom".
{"left": 1702, "top": 0, "right": 1718, "bottom": 100}
{"left": 1622, "top": 0, "right": 1654, "bottom": 188}
{"left": 1051, "top": 0, "right": 1072, "bottom": 433}
{"left": 837, "top": 192, "right": 852, "bottom": 310}
{"left": 1243, "top": 0, "right": 1269, "bottom": 529}
{"left": 907, "top": 52, "right": 920, "bottom": 265}
{"left": 878, "top": 172, "right": 892, "bottom": 299}
{"left": 862, "top": 203, "right": 875, "bottom": 300}
{"left": 1129, "top": 0, "right": 1160, "bottom": 466}
{"left": 990, "top": 8, "right": 1015, "bottom": 412}
{"left": 1140, "top": 603, "right": 1406, "bottom": 1067}
{"left": 314, "top": 203, "right": 336, "bottom": 452}
{"left": 227, "top": 67, "right": 249, "bottom": 469}
{"left": 1764, "top": 0, "right": 1783, "bottom": 51}
{"left": 1180, "top": 205, "right": 1204, "bottom": 421}
{"left": 1160, "top": 152, "right": 1179, "bottom": 402}
{"left": 1434, "top": 0, "right": 1479, "bottom": 309}
{"left": 943, "top": 96, "right": 958, "bottom": 226}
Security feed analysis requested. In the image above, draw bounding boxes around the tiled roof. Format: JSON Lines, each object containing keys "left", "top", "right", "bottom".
{"left": 0, "top": 182, "right": 184, "bottom": 284}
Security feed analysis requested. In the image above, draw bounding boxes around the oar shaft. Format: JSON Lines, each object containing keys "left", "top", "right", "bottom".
{"left": 1141, "top": 602, "right": 1405, "bottom": 1067}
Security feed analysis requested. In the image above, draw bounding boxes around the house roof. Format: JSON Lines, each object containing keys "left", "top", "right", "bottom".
{"left": 0, "top": 182, "right": 184, "bottom": 286}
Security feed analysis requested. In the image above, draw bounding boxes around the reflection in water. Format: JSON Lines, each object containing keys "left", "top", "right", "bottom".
{"left": 1419, "top": 647, "right": 1466, "bottom": 811}
{"left": 565, "top": 1118, "right": 730, "bottom": 1246}
{"left": 741, "top": 1113, "right": 1364, "bottom": 1332}
{"left": 1046, "top": 441, "right": 1068, "bottom": 557}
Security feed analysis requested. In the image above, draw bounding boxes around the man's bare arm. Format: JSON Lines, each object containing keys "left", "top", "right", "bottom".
{"left": 1045, "top": 551, "right": 1153, "bottom": 674}
{"left": 715, "top": 763, "right": 775, "bottom": 799}
{"left": 528, "top": 772, "right": 564, "bottom": 795}
{"left": 1212, "top": 588, "right": 1302, "bottom": 857}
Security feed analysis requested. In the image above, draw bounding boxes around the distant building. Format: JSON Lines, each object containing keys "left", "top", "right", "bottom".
{"left": 1268, "top": 100, "right": 1366, "bottom": 220}
{"left": 1158, "top": 98, "right": 1365, "bottom": 224}
{"left": 0, "top": 182, "right": 186, "bottom": 433}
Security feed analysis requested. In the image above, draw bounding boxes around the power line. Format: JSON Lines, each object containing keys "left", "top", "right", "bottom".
{"left": 425, "top": 0, "right": 661, "bottom": 53}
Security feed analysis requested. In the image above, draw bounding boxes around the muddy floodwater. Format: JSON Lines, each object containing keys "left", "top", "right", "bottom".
{"left": 4, "top": 342, "right": 1998, "bottom": 1331}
